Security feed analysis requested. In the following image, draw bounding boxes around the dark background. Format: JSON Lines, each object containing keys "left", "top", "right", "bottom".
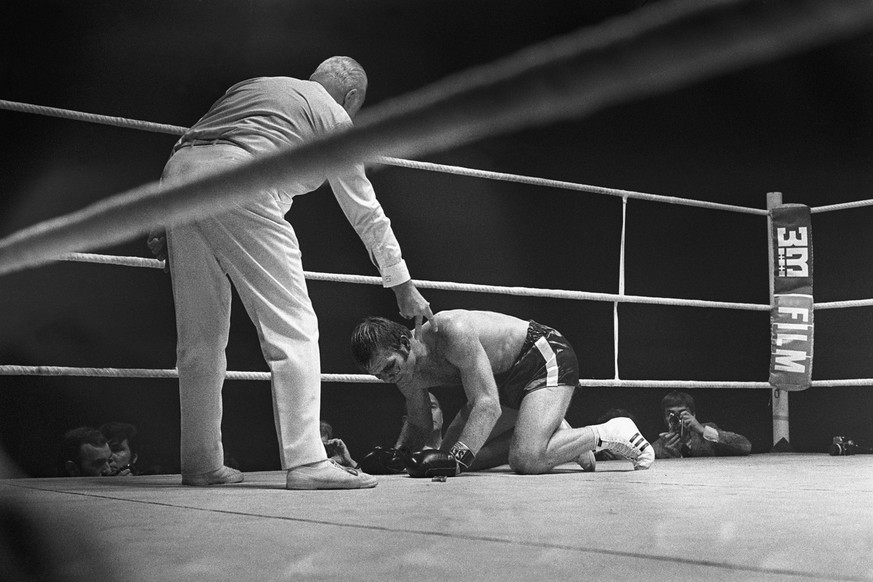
{"left": 1, "top": 0, "right": 872, "bottom": 477}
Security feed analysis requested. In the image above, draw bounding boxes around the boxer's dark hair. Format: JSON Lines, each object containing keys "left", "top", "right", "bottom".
{"left": 350, "top": 316, "right": 411, "bottom": 371}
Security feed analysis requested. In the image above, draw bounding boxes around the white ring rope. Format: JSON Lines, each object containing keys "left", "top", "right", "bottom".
{"left": 7, "top": 97, "right": 868, "bottom": 218}
{"left": 580, "top": 379, "right": 873, "bottom": 388}
{"left": 62, "top": 252, "right": 873, "bottom": 312}
{"left": 59, "top": 252, "right": 768, "bottom": 311}
{"left": 0, "top": 365, "right": 378, "bottom": 384}
{"left": 60, "top": 252, "right": 164, "bottom": 269}
{"left": 615, "top": 196, "right": 629, "bottom": 380}
{"left": 814, "top": 299, "right": 873, "bottom": 310}
{"left": 377, "top": 157, "right": 769, "bottom": 215}
{"left": 0, "top": 99, "right": 187, "bottom": 136}
{"left": 0, "top": 99, "right": 767, "bottom": 216}
{"left": 810, "top": 199, "right": 873, "bottom": 214}
{"left": 0, "top": 365, "right": 867, "bottom": 388}
{"left": 4, "top": 93, "right": 866, "bottom": 216}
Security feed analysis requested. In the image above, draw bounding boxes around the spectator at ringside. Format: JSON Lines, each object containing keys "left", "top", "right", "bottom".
{"left": 59, "top": 427, "right": 112, "bottom": 477}
{"left": 652, "top": 391, "right": 752, "bottom": 458}
{"left": 99, "top": 421, "right": 139, "bottom": 476}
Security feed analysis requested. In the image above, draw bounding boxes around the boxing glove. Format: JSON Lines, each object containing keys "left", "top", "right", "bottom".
{"left": 358, "top": 446, "right": 410, "bottom": 475}
{"left": 404, "top": 449, "right": 459, "bottom": 478}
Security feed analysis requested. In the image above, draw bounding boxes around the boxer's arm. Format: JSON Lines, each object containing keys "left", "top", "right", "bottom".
{"left": 394, "top": 416, "right": 433, "bottom": 451}
{"left": 443, "top": 323, "right": 502, "bottom": 461}
{"left": 395, "top": 381, "right": 434, "bottom": 451}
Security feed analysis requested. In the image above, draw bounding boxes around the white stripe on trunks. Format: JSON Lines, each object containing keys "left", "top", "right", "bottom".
{"left": 534, "top": 335, "right": 558, "bottom": 386}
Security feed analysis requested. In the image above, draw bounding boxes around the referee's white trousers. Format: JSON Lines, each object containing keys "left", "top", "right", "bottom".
{"left": 163, "top": 144, "right": 327, "bottom": 475}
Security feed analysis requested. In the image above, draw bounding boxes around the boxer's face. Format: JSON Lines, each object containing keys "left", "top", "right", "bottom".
{"left": 367, "top": 340, "right": 413, "bottom": 385}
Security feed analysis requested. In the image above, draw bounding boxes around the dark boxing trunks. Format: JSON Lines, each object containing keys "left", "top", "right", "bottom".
{"left": 494, "top": 320, "right": 579, "bottom": 409}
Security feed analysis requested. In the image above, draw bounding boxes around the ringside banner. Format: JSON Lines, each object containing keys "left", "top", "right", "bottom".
{"left": 769, "top": 204, "right": 813, "bottom": 391}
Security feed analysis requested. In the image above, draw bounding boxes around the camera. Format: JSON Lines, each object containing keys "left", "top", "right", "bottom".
{"left": 668, "top": 412, "right": 685, "bottom": 437}
{"left": 829, "top": 436, "right": 866, "bottom": 456}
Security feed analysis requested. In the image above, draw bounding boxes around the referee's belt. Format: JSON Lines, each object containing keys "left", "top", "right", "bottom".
{"left": 175, "top": 137, "right": 239, "bottom": 149}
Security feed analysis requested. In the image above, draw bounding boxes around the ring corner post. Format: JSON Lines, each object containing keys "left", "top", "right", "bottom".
{"left": 767, "top": 192, "right": 792, "bottom": 451}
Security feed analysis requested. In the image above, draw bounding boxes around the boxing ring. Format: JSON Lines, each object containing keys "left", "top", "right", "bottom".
{"left": 1, "top": 1, "right": 872, "bottom": 580}
{"left": 4, "top": 99, "right": 873, "bottom": 443}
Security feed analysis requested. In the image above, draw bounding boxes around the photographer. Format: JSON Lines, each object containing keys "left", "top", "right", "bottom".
{"left": 652, "top": 391, "right": 751, "bottom": 458}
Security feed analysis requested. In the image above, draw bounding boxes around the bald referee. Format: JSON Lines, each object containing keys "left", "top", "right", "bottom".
{"left": 148, "top": 57, "right": 433, "bottom": 489}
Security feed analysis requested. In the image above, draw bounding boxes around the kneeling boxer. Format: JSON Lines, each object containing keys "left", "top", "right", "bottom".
{"left": 351, "top": 310, "right": 654, "bottom": 477}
